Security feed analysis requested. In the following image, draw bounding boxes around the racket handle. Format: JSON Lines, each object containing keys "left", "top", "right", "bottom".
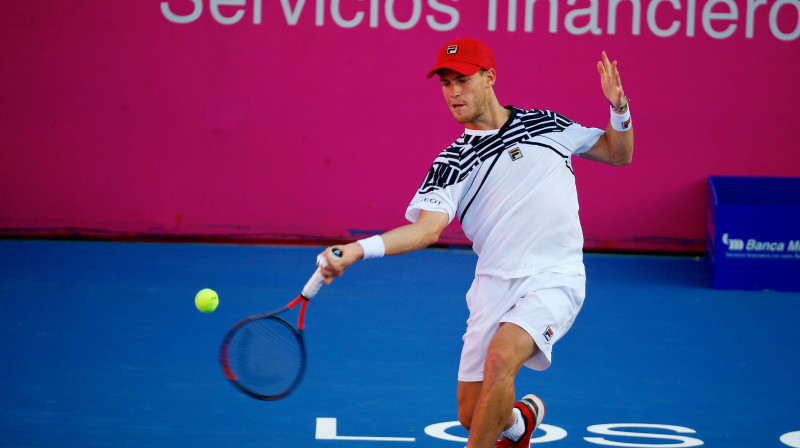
{"left": 302, "top": 248, "right": 342, "bottom": 299}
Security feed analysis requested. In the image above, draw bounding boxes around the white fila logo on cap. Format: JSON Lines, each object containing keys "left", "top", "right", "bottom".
{"left": 446, "top": 45, "right": 458, "bottom": 54}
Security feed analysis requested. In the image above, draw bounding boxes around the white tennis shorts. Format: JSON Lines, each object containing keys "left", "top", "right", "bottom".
{"left": 458, "top": 272, "right": 586, "bottom": 382}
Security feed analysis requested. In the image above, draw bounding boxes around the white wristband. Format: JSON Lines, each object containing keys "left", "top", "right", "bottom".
{"left": 610, "top": 104, "right": 631, "bottom": 132}
{"left": 357, "top": 235, "right": 385, "bottom": 260}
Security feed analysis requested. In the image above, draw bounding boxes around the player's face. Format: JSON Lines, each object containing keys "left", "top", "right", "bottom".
{"left": 438, "top": 69, "right": 492, "bottom": 126}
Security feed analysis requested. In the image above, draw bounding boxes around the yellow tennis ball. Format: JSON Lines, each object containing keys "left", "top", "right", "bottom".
{"left": 195, "top": 288, "right": 219, "bottom": 313}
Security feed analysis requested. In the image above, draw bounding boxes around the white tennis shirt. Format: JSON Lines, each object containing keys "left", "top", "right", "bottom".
{"left": 406, "top": 107, "right": 604, "bottom": 278}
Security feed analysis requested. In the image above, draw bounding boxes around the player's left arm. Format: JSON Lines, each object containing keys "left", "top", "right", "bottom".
{"left": 580, "top": 51, "right": 634, "bottom": 167}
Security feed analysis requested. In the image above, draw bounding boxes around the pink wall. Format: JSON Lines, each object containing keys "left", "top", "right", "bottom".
{"left": 2, "top": 1, "right": 799, "bottom": 252}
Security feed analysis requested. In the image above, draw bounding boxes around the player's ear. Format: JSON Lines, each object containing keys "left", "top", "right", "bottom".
{"left": 484, "top": 68, "right": 497, "bottom": 88}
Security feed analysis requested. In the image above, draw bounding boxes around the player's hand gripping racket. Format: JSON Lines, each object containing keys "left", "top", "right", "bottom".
{"left": 219, "top": 248, "right": 341, "bottom": 400}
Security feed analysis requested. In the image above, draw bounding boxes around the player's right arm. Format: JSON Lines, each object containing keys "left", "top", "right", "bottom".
{"left": 320, "top": 209, "right": 449, "bottom": 282}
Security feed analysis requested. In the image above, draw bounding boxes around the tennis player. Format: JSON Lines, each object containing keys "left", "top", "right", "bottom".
{"left": 319, "top": 37, "right": 634, "bottom": 448}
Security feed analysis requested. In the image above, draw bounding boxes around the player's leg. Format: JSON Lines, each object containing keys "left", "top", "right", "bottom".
{"left": 457, "top": 275, "right": 500, "bottom": 430}
{"left": 465, "top": 322, "right": 538, "bottom": 448}
{"left": 457, "top": 380, "right": 482, "bottom": 430}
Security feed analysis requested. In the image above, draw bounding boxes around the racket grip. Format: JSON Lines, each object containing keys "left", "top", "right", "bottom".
{"left": 302, "top": 248, "right": 342, "bottom": 299}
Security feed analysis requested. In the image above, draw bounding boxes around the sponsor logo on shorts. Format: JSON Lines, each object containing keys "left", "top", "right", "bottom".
{"left": 543, "top": 326, "right": 554, "bottom": 342}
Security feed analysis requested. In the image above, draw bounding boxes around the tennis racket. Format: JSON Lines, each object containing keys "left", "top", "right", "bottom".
{"left": 219, "top": 247, "right": 341, "bottom": 401}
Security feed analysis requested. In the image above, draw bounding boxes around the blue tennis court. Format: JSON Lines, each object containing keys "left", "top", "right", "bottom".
{"left": 1, "top": 239, "right": 798, "bottom": 447}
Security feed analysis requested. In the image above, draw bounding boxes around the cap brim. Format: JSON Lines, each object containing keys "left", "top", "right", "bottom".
{"left": 426, "top": 61, "right": 483, "bottom": 79}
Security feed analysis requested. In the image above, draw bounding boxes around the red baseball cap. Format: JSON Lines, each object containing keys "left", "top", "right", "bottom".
{"left": 426, "top": 37, "right": 495, "bottom": 79}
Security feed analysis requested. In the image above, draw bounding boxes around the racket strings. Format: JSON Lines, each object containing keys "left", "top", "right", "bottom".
{"left": 226, "top": 316, "right": 304, "bottom": 398}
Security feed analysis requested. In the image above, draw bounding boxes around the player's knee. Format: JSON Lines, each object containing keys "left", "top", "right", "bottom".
{"left": 458, "top": 409, "right": 473, "bottom": 430}
{"left": 457, "top": 382, "right": 481, "bottom": 431}
{"left": 482, "top": 348, "right": 518, "bottom": 383}
{"left": 457, "top": 397, "right": 476, "bottom": 430}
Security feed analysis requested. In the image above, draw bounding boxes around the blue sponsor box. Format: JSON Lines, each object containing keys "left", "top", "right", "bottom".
{"left": 706, "top": 176, "right": 800, "bottom": 291}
